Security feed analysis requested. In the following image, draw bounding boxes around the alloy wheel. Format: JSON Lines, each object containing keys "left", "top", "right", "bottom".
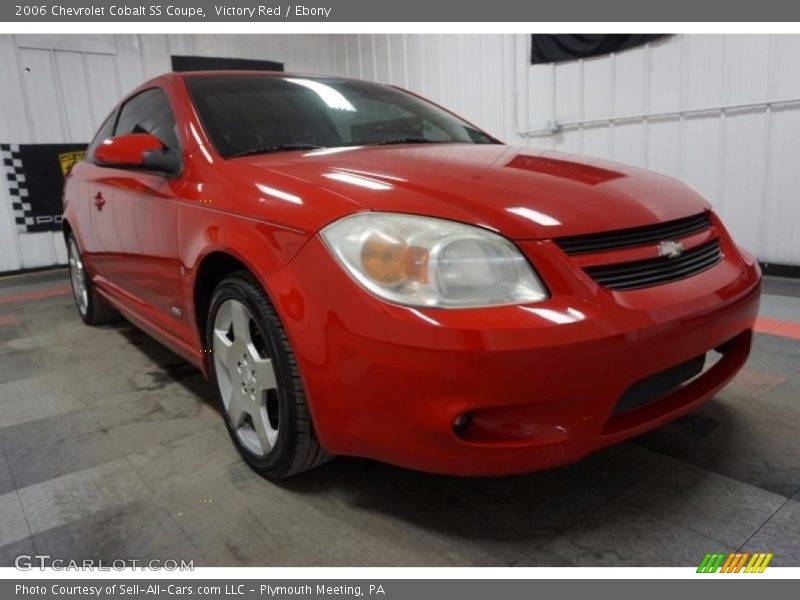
{"left": 68, "top": 238, "right": 88, "bottom": 316}
{"left": 212, "top": 298, "right": 280, "bottom": 456}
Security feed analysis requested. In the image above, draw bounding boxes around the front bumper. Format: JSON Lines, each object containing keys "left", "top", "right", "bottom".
{"left": 268, "top": 232, "right": 761, "bottom": 476}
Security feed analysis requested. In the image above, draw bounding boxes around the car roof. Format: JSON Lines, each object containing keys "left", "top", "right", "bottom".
{"left": 162, "top": 70, "right": 365, "bottom": 83}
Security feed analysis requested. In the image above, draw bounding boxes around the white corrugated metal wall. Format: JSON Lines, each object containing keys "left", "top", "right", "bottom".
{"left": 330, "top": 34, "right": 800, "bottom": 267}
{"left": 2, "top": 34, "right": 799, "bottom": 273}
{"left": 0, "top": 33, "right": 340, "bottom": 273}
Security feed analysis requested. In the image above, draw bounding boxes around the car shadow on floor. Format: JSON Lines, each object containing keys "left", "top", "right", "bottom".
{"left": 265, "top": 407, "right": 759, "bottom": 567}
{"left": 111, "top": 320, "right": 222, "bottom": 412}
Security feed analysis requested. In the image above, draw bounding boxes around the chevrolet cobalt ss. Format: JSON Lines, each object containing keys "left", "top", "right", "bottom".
{"left": 63, "top": 72, "right": 761, "bottom": 478}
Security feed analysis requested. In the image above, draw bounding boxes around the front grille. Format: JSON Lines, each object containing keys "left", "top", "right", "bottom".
{"left": 555, "top": 212, "right": 712, "bottom": 255}
{"left": 584, "top": 239, "right": 722, "bottom": 291}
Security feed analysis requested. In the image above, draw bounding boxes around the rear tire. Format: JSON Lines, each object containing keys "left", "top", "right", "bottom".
{"left": 206, "top": 271, "right": 332, "bottom": 478}
{"left": 67, "top": 234, "right": 119, "bottom": 326}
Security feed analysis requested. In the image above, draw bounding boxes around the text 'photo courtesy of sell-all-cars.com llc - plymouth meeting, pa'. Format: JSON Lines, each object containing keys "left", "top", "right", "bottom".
{"left": 62, "top": 70, "right": 761, "bottom": 479}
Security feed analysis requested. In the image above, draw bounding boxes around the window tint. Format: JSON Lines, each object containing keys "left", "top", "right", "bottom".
{"left": 186, "top": 75, "right": 495, "bottom": 158}
{"left": 114, "top": 88, "right": 180, "bottom": 150}
{"left": 86, "top": 110, "right": 117, "bottom": 161}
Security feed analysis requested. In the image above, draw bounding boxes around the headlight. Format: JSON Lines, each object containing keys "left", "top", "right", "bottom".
{"left": 320, "top": 212, "right": 548, "bottom": 308}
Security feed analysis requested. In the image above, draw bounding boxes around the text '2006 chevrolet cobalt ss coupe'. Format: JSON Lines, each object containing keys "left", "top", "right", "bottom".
{"left": 63, "top": 72, "right": 761, "bottom": 478}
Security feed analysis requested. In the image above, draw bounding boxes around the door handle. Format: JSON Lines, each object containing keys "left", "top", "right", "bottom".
{"left": 93, "top": 192, "right": 106, "bottom": 210}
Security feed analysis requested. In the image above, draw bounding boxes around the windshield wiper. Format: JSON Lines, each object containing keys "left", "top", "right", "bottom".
{"left": 227, "top": 144, "right": 325, "bottom": 158}
{"left": 370, "top": 137, "right": 446, "bottom": 146}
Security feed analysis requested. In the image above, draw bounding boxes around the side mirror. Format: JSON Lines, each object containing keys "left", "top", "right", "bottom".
{"left": 94, "top": 133, "right": 181, "bottom": 176}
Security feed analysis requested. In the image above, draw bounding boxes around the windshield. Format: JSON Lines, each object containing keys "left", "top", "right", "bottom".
{"left": 186, "top": 74, "right": 497, "bottom": 158}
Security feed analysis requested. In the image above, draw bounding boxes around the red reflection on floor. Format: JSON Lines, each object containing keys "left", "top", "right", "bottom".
{"left": 729, "top": 368, "right": 789, "bottom": 396}
{"left": 755, "top": 317, "right": 800, "bottom": 340}
{"left": 0, "top": 285, "right": 71, "bottom": 306}
{"left": 0, "top": 314, "right": 18, "bottom": 326}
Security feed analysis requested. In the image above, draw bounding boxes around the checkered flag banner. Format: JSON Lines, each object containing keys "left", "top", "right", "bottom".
{"left": 0, "top": 142, "right": 87, "bottom": 233}
{"left": 0, "top": 144, "right": 32, "bottom": 232}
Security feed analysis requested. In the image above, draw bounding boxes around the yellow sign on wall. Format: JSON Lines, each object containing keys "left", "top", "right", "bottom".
{"left": 57, "top": 150, "right": 86, "bottom": 176}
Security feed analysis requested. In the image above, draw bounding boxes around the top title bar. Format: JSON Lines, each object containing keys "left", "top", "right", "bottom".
{"left": 3, "top": 0, "right": 800, "bottom": 22}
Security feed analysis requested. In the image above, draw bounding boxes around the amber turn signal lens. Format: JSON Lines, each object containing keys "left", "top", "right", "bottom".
{"left": 360, "top": 234, "right": 429, "bottom": 285}
{"left": 405, "top": 246, "right": 429, "bottom": 283}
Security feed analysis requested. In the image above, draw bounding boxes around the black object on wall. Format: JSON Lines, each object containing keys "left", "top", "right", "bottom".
{"left": 530, "top": 34, "right": 668, "bottom": 65}
{"left": 171, "top": 55, "right": 284, "bottom": 72}
{"left": 1, "top": 143, "right": 86, "bottom": 233}
{"left": 760, "top": 262, "right": 800, "bottom": 279}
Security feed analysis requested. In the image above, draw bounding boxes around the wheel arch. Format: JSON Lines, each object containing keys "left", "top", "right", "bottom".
{"left": 61, "top": 218, "right": 73, "bottom": 242}
{"left": 192, "top": 250, "right": 250, "bottom": 351}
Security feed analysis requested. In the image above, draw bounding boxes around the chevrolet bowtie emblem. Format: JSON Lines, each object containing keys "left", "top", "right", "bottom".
{"left": 658, "top": 240, "right": 684, "bottom": 259}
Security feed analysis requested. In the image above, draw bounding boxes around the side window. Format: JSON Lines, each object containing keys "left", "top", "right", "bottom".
{"left": 114, "top": 88, "right": 180, "bottom": 151}
{"left": 86, "top": 110, "right": 117, "bottom": 162}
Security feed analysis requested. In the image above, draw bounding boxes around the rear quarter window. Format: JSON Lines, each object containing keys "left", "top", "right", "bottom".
{"left": 114, "top": 87, "right": 180, "bottom": 151}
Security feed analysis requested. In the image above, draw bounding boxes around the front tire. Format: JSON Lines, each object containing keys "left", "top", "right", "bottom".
{"left": 206, "top": 271, "right": 331, "bottom": 478}
{"left": 67, "top": 234, "right": 119, "bottom": 326}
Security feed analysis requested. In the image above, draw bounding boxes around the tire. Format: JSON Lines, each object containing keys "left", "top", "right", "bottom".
{"left": 206, "top": 271, "right": 332, "bottom": 478}
{"left": 67, "top": 233, "right": 119, "bottom": 326}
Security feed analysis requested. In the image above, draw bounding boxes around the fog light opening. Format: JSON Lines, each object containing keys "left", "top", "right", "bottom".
{"left": 453, "top": 413, "right": 471, "bottom": 436}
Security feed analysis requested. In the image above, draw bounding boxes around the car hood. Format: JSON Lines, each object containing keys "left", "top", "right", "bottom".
{"left": 236, "top": 144, "right": 710, "bottom": 240}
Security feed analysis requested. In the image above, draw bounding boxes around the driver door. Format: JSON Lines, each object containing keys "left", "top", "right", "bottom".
{"left": 89, "top": 87, "right": 185, "bottom": 334}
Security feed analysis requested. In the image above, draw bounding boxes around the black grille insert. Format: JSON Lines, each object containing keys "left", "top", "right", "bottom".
{"left": 555, "top": 212, "right": 712, "bottom": 255}
{"left": 612, "top": 354, "right": 706, "bottom": 415}
{"left": 584, "top": 239, "right": 722, "bottom": 291}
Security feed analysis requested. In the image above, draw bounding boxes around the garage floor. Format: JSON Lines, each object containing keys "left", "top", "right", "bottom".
{"left": 1, "top": 269, "right": 799, "bottom": 568}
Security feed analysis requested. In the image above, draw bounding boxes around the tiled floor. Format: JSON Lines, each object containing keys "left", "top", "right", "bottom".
{"left": 0, "top": 269, "right": 799, "bottom": 567}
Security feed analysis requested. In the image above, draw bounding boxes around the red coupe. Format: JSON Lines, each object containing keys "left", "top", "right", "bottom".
{"left": 63, "top": 71, "right": 761, "bottom": 478}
